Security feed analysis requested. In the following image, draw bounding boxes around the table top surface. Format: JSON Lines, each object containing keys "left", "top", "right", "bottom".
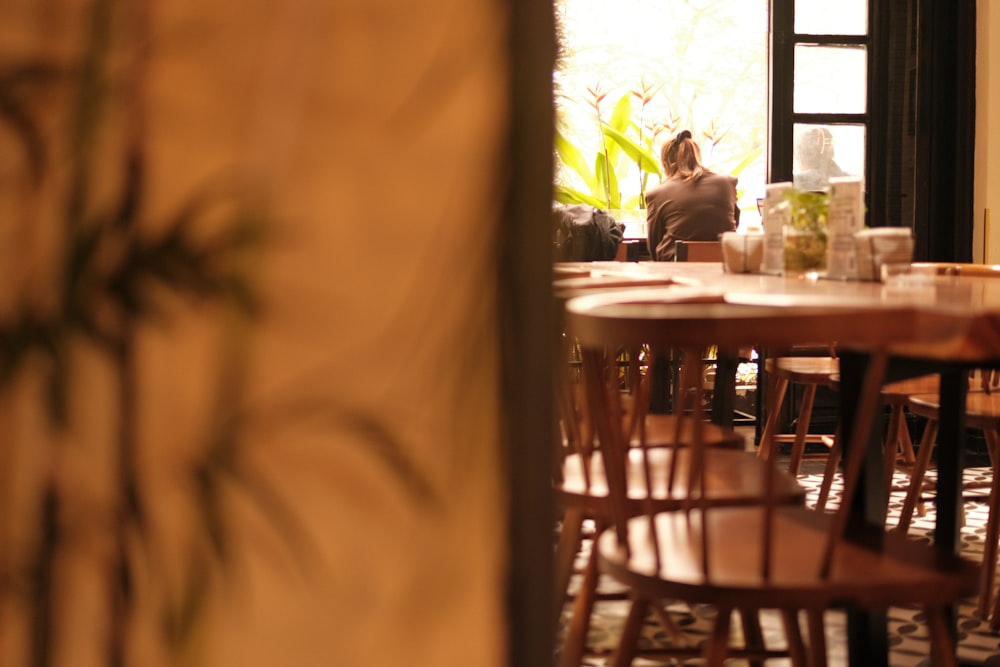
{"left": 555, "top": 261, "right": 1000, "bottom": 363}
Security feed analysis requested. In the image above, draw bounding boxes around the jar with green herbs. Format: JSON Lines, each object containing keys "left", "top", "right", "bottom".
{"left": 782, "top": 189, "right": 829, "bottom": 272}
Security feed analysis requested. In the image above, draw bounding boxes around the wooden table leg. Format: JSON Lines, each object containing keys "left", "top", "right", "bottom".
{"left": 935, "top": 368, "right": 968, "bottom": 639}
{"left": 838, "top": 350, "right": 889, "bottom": 667}
{"left": 712, "top": 350, "right": 738, "bottom": 428}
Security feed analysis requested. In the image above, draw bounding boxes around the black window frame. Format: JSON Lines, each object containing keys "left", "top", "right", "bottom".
{"left": 768, "top": 0, "right": 874, "bottom": 217}
{"left": 768, "top": 0, "right": 977, "bottom": 259}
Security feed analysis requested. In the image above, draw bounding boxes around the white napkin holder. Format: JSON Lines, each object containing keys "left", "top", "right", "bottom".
{"left": 854, "top": 227, "right": 915, "bottom": 281}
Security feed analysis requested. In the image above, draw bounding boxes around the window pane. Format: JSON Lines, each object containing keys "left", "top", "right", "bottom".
{"left": 793, "top": 124, "right": 865, "bottom": 191}
{"left": 794, "top": 44, "right": 866, "bottom": 114}
{"left": 795, "top": 0, "right": 867, "bottom": 35}
{"left": 553, "top": 0, "right": 769, "bottom": 214}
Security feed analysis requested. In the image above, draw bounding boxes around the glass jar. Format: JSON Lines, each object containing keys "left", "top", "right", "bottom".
{"left": 783, "top": 226, "right": 828, "bottom": 272}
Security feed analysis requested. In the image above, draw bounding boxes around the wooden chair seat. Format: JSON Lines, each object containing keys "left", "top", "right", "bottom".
{"left": 639, "top": 413, "right": 745, "bottom": 449}
{"left": 598, "top": 505, "right": 977, "bottom": 611}
{"left": 602, "top": 505, "right": 975, "bottom": 606}
{"left": 558, "top": 447, "right": 805, "bottom": 512}
{"left": 770, "top": 355, "right": 840, "bottom": 382}
{"left": 907, "top": 388, "right": 1000, "bottom": 428}
{"left": 583, "top": 389, "right": 746, "bottom": 450}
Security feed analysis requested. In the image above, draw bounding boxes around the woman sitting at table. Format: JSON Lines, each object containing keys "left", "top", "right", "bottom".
{"left": 645, "top": 130, "right": 739, "bottom": 261}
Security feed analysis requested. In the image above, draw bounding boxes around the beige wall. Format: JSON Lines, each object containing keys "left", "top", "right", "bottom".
{"left": 977, "top": 0, "right": 1000, "bottom": 262}
{"left": 0, "top": 2, "right": 509, "bottom": 666}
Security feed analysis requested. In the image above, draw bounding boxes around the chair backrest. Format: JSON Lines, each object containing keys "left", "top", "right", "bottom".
{"left": 675, "top": 240, "right": 723, "bottom": 262}
{"left": 551, "top": 285, "right": 730, "bottom": 497}
{"left": 563, "top": 289, "right": 946, "bottom": 581}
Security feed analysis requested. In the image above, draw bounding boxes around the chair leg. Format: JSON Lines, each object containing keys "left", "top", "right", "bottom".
{"left": 558, "top": 540, "right": 600, "bottom": 667}
{"left": 649, "top": 600, "right": 692, "bottom": 648}
{"left": 895, "top": 419, "right": 938, "bottom": 534}
{"left": 816, "top": 429, "right": 842, "bottom": 512}
{"left": 758, "top": 377, "right": 789, "bottom": 462}
{"left": 554, "top": 506, "right": 586, "bottom": 625}
{"left": 883, "top": 404, "right": 927, "bottom": 514}
{"left": 925, "top": 606, "right": 960, "bottom": 667}
{"left": 780, "top": 609, "right": 808, "bottom": 667}
{"left": 883, "top": 404, "right": 904, "bottom": 492}
{"left": 788, "top": 383, "right": 818, "bottom": 475}
{"left": 892, "top": 406, "right": 926, "bottom": 514}
{"left": 806, "top": 610, "right": 828, "bottom": 667}
{"left": 897, "top": 410, "right": 918, "bottom": 465}
{"left": 884, "top": 403, "right": 904, "bottom": 455}
{"left": 702, "top": 606, "right": 733, "bottom": 667}
{"left": 739, "top": 608, "right": 765, "bottom": 667}
{"left": 978, "top": 430, "right": 1000, "bottom": 619}
{"left": 609, "top": 596, "right": 647, "bottom": 667}
{"left": 991, "top": 565, "right": 1000, "bottom": 632}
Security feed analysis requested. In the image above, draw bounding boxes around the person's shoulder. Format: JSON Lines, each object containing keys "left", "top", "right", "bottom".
{"left": 705, "top": 170, "right": 737, "bottom": 186}
{"left": 645, "top": 180, "right": 672, "bottom": 200}
{"left": 794, "top": 171, "right": 824, "bottom": 191}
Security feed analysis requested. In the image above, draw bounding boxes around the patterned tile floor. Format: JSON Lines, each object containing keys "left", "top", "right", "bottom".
{"left": 559, "top": 464, "right": 1000, "bottom": 666}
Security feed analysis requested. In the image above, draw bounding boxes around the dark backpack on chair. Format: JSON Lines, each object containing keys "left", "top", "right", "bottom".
{"left": 552, "top": 205, "right": 625, "bottom": 261}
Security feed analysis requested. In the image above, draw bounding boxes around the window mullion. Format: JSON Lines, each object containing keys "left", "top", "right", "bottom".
{"left": 768, "top": 0, "right": 795, "bottom": 183}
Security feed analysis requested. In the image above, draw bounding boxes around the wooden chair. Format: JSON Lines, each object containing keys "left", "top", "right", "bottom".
{"left": 553, "top": 284, "right": 752, "bottom": 667}
{"left": 809, "top": 373, "right": 938, "bottom": 513}
{"left": 757, "top": 352, "right": 839, "bottom": 474}
{"left": 757, "top": 351, "right": 848, "bottom": 520}
{"left": 675, "top": 240, "right": 723, "bottom": 262}
{"left": 894, "top": 385, "right": 1000, "bottom": 623}
{"left": 760, "top": 360, "right": 932, "bottom": 514}
{"left": 871, "top": 374, "right": 939, "bottom": 510}
{"left": 566, "top": 291, "right": 979, "bottom": 667}
{"left": 554, "top": 288, "right": 804, "bottom": 666}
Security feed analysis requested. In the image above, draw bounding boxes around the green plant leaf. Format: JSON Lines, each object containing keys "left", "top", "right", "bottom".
{"left": 602, "top": 125, "right": 661, "bottom": 175}
{"left": 621, "top": 194, "right": 644, "bottom": 210}
{"left": 594, "top": 152, "right": 612, "bottom": 209}
{"left": 722, "top": 145, "right": 765, "bottom": 178}
{"left": 607, "top": 92, "right": 632, "bottom": 133}
{"left": 782, "top": 187, "right": 829, "bottom": 232}
{"left": 553, "top": 184, "right": 605, "bottom": 208}
{"left": 602, "top": 93, "right": 632, "bottom": 168}
{"left": 607, "top": 165, "right": 620, "bottom": 209}
{"left": 554, "top": 127, "right": 597, "bottom": 191}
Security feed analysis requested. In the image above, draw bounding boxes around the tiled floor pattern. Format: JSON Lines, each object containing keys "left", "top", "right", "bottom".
{"left": 560, "top": 466, "right": 1000, "bottom": 666}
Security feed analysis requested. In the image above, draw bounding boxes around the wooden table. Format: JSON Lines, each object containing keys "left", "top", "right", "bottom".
{"left": 557, "top": 261, "right": 1000, "bottom": 666}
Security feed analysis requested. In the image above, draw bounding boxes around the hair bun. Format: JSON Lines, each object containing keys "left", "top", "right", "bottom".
{"left": 677, "top": 129, "right": 692, "bottom": 141}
